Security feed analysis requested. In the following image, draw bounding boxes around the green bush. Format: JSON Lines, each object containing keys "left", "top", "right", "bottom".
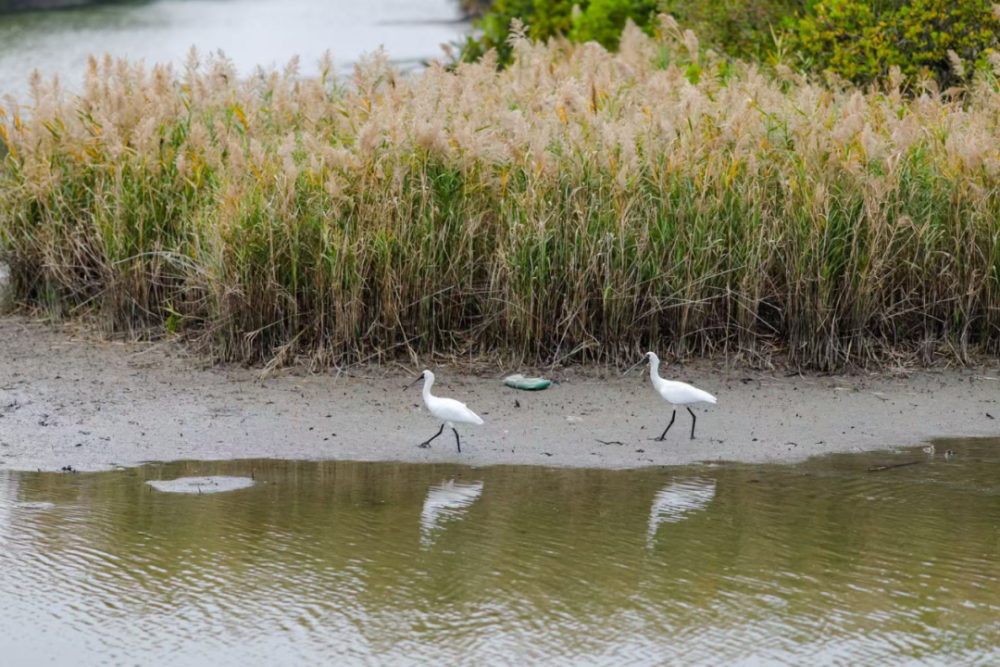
{"left": 461, "top": 0, "right": 804, "bottom": 65}
{"left": 787, "top": 0, "right": 1000, "bottom": 87}
{"left": 463, "top": 0, "right": 999, "bottom": 88}
{"left": 658, "top": 0, "right": 804, "bottom": 58}
{"left": 460, "top": 0, "right": 660, "bottom": 64}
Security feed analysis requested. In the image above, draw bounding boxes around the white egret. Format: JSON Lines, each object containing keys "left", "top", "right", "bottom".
{"left": 626, "top": 351, "right": 717, "bottom": 440}
{"left": 406, "top": 370, "right": 484, "bottom": 452}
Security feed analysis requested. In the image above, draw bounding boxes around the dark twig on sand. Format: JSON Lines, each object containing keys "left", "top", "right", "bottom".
{"left": 596, "top": 439, "right": 625, "bottom": 446}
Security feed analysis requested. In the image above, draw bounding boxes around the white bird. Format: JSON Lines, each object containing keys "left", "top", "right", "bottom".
{"left": 626, "top": 351, "right": 717, "bottom": 440}
{"left": 407, "top": 370, "right": 484, "bottom": 452}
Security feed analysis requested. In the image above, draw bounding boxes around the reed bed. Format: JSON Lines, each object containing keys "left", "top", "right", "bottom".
{"left": 2, "top": 18, "right": 1000, "bottom": 369}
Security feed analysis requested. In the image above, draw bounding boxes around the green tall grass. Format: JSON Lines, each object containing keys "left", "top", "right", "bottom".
{"left": 2, "top": 19, "right": 1000, "bottom": 369}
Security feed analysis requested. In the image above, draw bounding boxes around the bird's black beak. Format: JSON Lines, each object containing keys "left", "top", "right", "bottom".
{"left": 624, "top": 355, "right": 648, "bottom": 376}
{"left": 404, "top": 374, "right": 423, "bottom": 391}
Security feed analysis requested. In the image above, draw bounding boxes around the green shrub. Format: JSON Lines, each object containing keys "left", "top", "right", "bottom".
{"left": 658, "top": 0, "right": 804, "bottom": 58}
{"left": 461, "top": 0, "right": 660, "bottom": 64}
{"left": 461, "top": 0, "right": 804, "bottom": 65}
{"left": 787, "top": 0, "right": 1000, "bottom": 87}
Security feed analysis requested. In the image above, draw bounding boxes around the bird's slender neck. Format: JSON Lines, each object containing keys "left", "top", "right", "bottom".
{"left": 648, "top": 356, "right": 661, "bottom": 382}
{"left": 422, "top": 374, "right": 435, "bottom": 401}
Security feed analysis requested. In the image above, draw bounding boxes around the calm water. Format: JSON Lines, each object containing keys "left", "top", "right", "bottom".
{"left": 0, "top": 0, "right": 466, "bottom": 99}
{"left": 2, "top": 440, "right": 999, "bottom": 666}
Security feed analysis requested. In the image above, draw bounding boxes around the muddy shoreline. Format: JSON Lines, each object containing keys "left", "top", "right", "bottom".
{"left": 1, "top": 316, "right": 998, "bottom": 472}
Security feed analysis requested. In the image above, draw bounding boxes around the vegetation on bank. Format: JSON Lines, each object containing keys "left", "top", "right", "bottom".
{"left": 2, "top": 20, "right": 1000, "bottom": 369}
{"left": 790, "top": 0, "right": 1000, "bottom": 88}
{"left": 461, "top": 0, "right": 803, "bottom": 65}
{"left": 462, "top": 0, "right": 1000, "bottom": 88}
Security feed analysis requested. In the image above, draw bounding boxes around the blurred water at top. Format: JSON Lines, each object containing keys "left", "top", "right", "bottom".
{"left": 0, "top": 0, "right": 467, "bottom": 100}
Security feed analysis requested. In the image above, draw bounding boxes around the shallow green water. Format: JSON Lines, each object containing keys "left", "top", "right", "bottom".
{"left": 1, "top": 440, "right": 999, "bottom": 666}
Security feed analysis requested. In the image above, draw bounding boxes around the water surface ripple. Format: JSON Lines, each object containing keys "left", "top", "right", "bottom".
{"left": 1, "top": 439, "right": 999, "bottom": 666}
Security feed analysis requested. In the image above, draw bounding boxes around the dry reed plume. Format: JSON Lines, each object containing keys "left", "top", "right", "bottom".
{"left": 2, "top": 17, "right": 1000, "bottom": 369}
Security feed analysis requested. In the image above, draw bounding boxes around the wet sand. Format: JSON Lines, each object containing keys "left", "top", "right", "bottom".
{"left": 1, "top": 316, "right": 998, "bottom": 472}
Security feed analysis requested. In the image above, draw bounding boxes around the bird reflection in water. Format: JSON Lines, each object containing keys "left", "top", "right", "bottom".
{"left": 420, "top": 479, "right": 484, "bottom": 546}
{"left": 647, "top": 477, "right": 716, "bottom": 548}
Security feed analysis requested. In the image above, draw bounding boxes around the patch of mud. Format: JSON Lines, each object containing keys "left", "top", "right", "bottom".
{"left": 146, "top": 476, "right": 255, "bottom": 494}
{"left": 2, "top": 316, "right": 1000, "bottom": 472}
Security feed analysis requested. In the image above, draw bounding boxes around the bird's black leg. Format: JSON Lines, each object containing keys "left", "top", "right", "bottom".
{"left": 687, "top": 407, "right": 697, "bottom": 439}
{"left": 452, "top": 428, "right": 462, "bottom": 453}
{"left": 653, "top": 410, "right": 676, "bottom": 441}
{"left": 419, "top": 424, "right": 445, "bottom": 448}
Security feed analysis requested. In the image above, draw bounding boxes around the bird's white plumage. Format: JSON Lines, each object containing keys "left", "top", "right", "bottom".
{"left": 421, "top": 371, "right": 484, "bottom": 426}
{"left": 647, "top": 353, "right": 717, "bottom": 407}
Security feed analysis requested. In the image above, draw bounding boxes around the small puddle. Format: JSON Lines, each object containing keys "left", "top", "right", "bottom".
{"left": 0, "top": 439, "right": 998, "bottom": 665}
